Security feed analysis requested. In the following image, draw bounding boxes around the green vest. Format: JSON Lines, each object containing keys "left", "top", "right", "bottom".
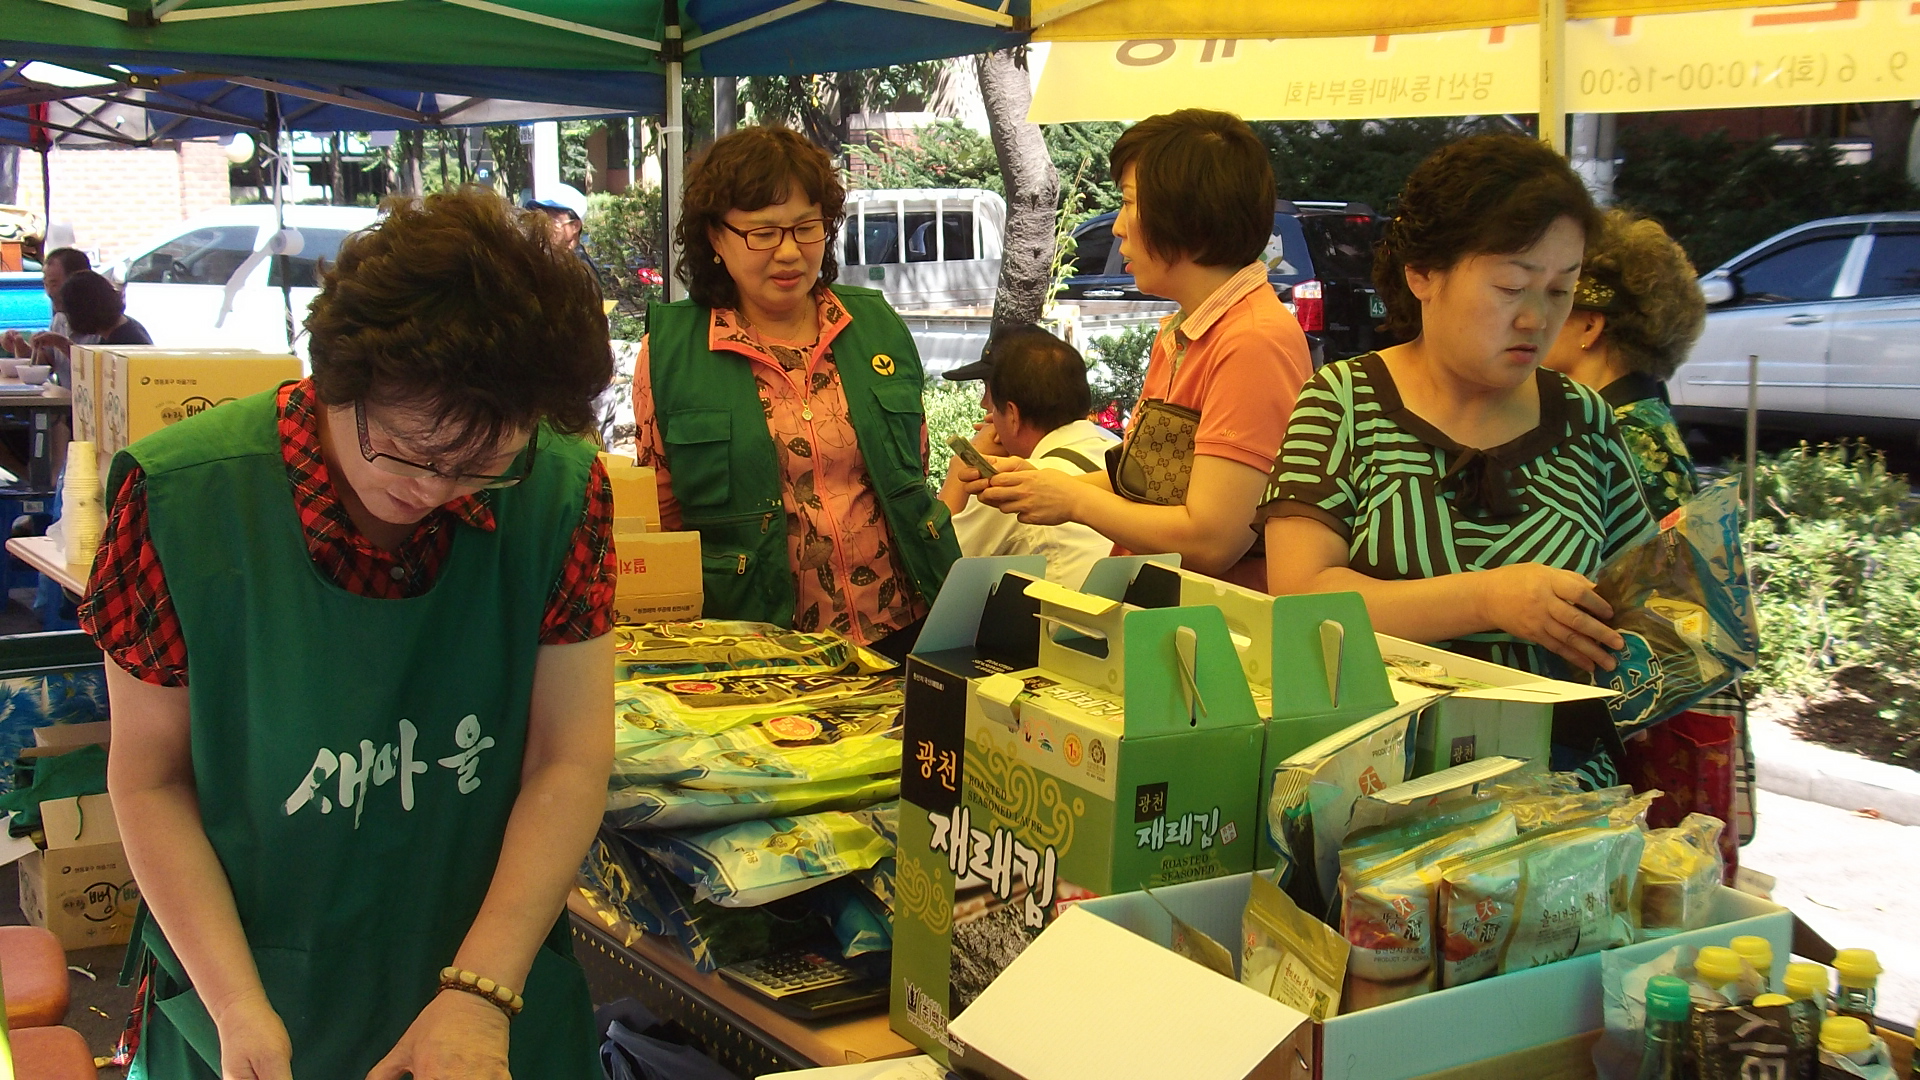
{"left": 647, "top": 285, "right": 959, "bottom": 627}
{"left": 113, "top": 388, "right": 599, "bottom": 1079}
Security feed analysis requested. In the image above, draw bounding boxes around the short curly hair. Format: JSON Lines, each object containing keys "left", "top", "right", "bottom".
{"left": 676, "top": 126, "right": 845, "bottom": 310}
{"left": 1374, "top": 135, "right": 1602, "bottom": 340}
{"left": 1578, "top": 210, "right": 1706, "bottom": 382}
{"left": 306, "top": 188, "right": 612, "bottom": 457}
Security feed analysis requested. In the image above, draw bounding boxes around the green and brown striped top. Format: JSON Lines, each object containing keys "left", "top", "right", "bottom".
{"left": 1264, "top": 352, "right": 1657, "bottom": 676}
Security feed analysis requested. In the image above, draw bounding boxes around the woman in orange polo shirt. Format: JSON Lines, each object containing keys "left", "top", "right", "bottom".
{"left": 966, "top": 109, "right": 1313, "bottom": 588}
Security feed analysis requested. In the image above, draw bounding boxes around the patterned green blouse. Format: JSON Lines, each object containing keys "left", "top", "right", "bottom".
{"left": 1600, "top": 373, "right": 1698, "bottom": 521}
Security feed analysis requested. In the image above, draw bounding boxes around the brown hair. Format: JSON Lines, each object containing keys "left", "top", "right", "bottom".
{"left": 43, "top": 248, "right": 90, "bottom": 275}
{"left": 677, "top": 126, "right": 845, "bottom": 310}
{"left": 1108, "top": 109, "right": 1273, "bottom": 269}
{"left": 1580, "top": 210, "right": 1707, "bottom": 382}
{"left": 306, "top": 187, "right": 612, "bottom": 456}
{"left": 59, "top": 270, "right": 124, "bottom": 335}
{"left": 1374, "top": 135, "right": 1602, "bottom": 339}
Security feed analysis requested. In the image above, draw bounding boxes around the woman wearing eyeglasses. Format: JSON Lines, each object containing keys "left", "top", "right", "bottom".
{"left": 633, "top": 126, "right": 958, "bottom": 653}
{"left": 79, "top": 190, "right": 614, "bottom": 1080}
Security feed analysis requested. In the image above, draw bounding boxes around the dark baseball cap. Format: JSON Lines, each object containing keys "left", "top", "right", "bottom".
{"left": 942, "top": 354, "right": 993, "bottom": 382}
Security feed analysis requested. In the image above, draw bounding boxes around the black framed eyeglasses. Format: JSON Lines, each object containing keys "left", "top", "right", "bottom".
{"left": 720, "top": 218, "right": 829, "bottom": 251}
{"left": 355, "top": 401, "right": 537, "bottom": 489}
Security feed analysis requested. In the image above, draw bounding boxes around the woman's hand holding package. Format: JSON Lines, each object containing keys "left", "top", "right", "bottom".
{"left": 366, "top": 991, "right": 511, "bottom": 1080}
{"left": 978, "top": 459, "right": 1088, "bottom": 525}
{"left": 1479, "top": 563, "right": 1621, "bottom": 673}
{"left": 212, "top": 988, "right": 293, "bottom": 1080}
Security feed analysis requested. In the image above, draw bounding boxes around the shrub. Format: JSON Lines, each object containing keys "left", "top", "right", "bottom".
{"left": 922, "top": 376, "right": 985, "bottom": 496}
{"left": 1084, "top": 323, "right": 1154, "bottom": 418}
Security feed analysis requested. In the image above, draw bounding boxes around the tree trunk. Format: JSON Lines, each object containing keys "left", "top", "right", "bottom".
{"left": 714, "top": 77, "right": 739, "bottom": 138}
{"left": 1861, "top": 101, "right": 1919, "bottom": 177}
{"left": 977, "top": 48, "right": 1059, "bottom": 334}
{"left": 402, "top": 131, "right": 425, "bottom": 197}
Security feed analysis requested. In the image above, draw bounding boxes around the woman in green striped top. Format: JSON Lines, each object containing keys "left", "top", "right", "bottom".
{"left": 1262, "top": 135, "right": 1658, "bottom": 680}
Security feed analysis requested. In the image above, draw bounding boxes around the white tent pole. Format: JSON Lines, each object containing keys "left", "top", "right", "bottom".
{"left": 664, "top": 1, "right": 684, "bottom": 302}
{"left": 1539, "top": 0, "right": 1567, "bottom": 150}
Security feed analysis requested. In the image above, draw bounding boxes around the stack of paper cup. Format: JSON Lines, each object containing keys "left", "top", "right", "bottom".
{"left": 61, "top": 441, "right": 104, "bottom": 574}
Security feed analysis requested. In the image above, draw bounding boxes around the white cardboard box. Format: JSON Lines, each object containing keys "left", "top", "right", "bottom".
{"left": 1077, "top": 874, "right": 1790, "bottom": 1080}
{"left": 18, "top": 793, "right": 142, "bottom": 950}
{"left": 948, "top": 904, "right": 1312, "bottom": 1080}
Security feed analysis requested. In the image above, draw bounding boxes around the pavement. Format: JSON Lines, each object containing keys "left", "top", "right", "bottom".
{"left": 1742, "top": 702, "right": 1920, "bottom": 1029}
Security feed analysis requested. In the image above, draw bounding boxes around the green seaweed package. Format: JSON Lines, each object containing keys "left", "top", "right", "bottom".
{"left": 613, "top": 620, "right": 897, "bottom": 680}
{"left": 613, "top": 673, "right": 903, "bottom": 751}
{"left": 611, "top": 699, "right": 905, "bottom": 790}
{"left": 632, "top": 807, "right": 896, "bottom": 907}
{"left": 605, "top": 773, "right": 900, "bottom": 831}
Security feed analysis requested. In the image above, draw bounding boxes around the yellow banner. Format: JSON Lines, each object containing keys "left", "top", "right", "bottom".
{"left": 1028, "top": 0, "right": 1920, "bottom": 122}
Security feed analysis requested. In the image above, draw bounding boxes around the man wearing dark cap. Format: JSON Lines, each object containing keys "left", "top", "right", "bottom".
{"left": 937, "top": 326, "right": 1118, "bottom": 587}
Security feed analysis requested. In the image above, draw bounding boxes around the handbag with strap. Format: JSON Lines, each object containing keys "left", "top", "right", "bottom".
{"left": 1110, "top": 397, "right": 1201, "bottom": 506}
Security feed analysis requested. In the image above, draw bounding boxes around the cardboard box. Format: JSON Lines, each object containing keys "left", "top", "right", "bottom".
{"left": 18, "top": 793, "right": 142, "bottom": 950}
{"left": 20, "top": 720, "right": 111, "bottom": 760}
{"left": 1079, "top": 874, "right": 1790, "bottom": 1080}
{"left": 947, "top": 905, "right": 1312, "bottom": 1080}
{"left": 100, "top": 349, "right": 301, "bottom": 457}
{"left": 611, "top": 528, "right": 702, "bottom": 624}
{"left": 69, "top": 342, "right": 107, "bottom": 445}
{"left": 601, "top": 454, "right": 661, "bottom": 530}
{"left": 1373, "top": 634, "right": 1616, "bottom": 774}
{"left": 891, "top": 556, "right": 1267, "bottom": 1064}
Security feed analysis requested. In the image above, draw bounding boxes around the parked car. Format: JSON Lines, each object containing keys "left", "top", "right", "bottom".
{"left": 1058, "top": 200, "right": 1391, "bottom": 364}
{"left": 108, "top": 205, "right": 380, "bottom": 360}
{"left": 1668, "top": 213, "right": 1920, "bottom": 440}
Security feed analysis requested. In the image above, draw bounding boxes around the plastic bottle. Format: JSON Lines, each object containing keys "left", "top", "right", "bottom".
{"left": 1697, "top": 945, "right": 1749, "bottom": 1004}
{"left": 1732, "top": 936, "right": 1776, "bottom": 996}
{"left": 1819, "top": 1015, "right": 1883, "bottom": 1073}
{"left": 1831, "top": 949, "right": 1882, "bottom": 1024}
{"left": 1754, "top": 993, "right": 1793, "bottom": 1007}
{"left": 1639, "top": 974, "right": 1692, "bottom": 1080}
{"left": 1785, "top": 962, "right": 1831, "bottom": 1013}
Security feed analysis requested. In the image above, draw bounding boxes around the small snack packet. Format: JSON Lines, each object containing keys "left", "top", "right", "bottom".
{"left": 1340, "top": 811, "right": 1519, "bottom": 1009}
{"left": 1241, "top": 870, "right": 1351, "bottom": 1021}
{"left": 1438, "top": 823, "right": 1645, "bottom": 987}
{"left": 1268, "top": 697, "right": 1432, "bottom": 920}
{"left": 1639, "top": 813, "right": 1726, "bottom": 936}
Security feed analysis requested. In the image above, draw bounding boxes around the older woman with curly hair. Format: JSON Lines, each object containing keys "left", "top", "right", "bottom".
{"left": 1542, "top": 210, "right": 1707, "bottom": 518}
{"left": 631, "top": 126, "right": 958, "bottom": 654}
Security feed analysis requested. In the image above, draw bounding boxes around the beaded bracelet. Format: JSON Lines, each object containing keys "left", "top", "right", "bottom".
{"left": 438, "top": 966, "right": 524, "bottom": 1019}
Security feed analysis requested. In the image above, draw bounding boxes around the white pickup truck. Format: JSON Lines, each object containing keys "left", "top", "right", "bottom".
{"left": 108, "top": 205, "right": 379, "bottom": 361}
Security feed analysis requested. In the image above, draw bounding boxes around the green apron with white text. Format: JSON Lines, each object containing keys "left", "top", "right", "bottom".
{"left": 115, "top": 389, "right": 599, "bottom": 1079}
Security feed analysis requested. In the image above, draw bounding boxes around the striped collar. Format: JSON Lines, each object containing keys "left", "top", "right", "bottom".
{"left": 1168, "top": 261, "right": 1273, "bottom": 345}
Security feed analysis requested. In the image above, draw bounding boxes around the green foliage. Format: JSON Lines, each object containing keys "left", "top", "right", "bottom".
{"left": 1084, "top": 322, "right": 1154, "bottom": 413}
{"left": 1043, "top": 122, "right": 1125, "bottom": 214}
{"left": 1734, "top": 440, "right": 1920, "bottom": 537}
{"left": 1740, "top": 442, "right": 1920, "bottom": 767}
{"left": 922, "top": 376, "right": 985, "bottom": 494}
{"left": 1255, "top": 118, "right": 1510, "bottom": 214}
{"left": 847, "top": 120, "right": 1002, "bottom": 192}
{"left": 1613, "top": 126, "right": 1920, "bottom": 272}
{"left": 585, "top": 186, "right": 666, "bottom": 341}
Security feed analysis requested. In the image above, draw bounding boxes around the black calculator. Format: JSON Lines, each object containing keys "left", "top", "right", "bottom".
{"left": 718, "top": 948, "right": 888, "bottom": 1020}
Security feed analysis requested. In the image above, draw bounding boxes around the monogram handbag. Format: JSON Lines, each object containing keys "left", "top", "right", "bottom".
{"left": 1110, "top": 397, "right": 1201, "bottom": 505}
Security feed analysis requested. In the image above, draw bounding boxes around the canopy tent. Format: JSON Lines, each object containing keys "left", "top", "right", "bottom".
{"left": 0, "top": 0, "right": 1029, "bottom": 292}
{"left": 0, "top": 62, "right": 643, "bottom": 147}
{"left": 1030, "top": 0, "right": 1920, "bottom": 123}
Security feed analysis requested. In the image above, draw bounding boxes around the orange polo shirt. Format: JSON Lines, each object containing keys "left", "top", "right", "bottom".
{"left": 1136, "top": 261, "right": 1312, "bottom": 473}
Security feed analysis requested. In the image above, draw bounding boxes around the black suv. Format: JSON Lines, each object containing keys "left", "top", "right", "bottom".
{"left": 1058, "top": 200, "right": 1393, "bottom": 365}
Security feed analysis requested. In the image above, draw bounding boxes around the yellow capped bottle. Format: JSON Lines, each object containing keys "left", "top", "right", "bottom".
{"left": 1832, "top": 949, "right": 1882, "bottom": 1024}
{"left": 1696, "top": 945, "right": 1748, "bottom": 1005}
{"left": 1731, "top": 936, "right": 1775, "bottom": 996}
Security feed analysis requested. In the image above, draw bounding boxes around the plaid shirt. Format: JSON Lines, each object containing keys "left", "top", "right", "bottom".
{"left": 79, "top": 380, "right": 615, "bottom": 687}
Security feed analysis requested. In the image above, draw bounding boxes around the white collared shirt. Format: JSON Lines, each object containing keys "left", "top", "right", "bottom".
{"left": 951, "top": 419, "right": 1119, "bottom": 588}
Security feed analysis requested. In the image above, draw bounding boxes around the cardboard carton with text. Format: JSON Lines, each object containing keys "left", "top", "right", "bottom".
{"left": 18, "top": 793, "right": 142, "bottom": 950}
{"left": 99, "top": 348, "right": 301, "bottom": 458}
{"left": 612, "top": 528, "right": 702, "bottom": 624}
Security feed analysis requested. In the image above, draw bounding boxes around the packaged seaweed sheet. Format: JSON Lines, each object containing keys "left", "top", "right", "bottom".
{"left": 632, "top": 807, "right": 896, "bottom": 907}
{"left": 605, "top": 773, "right": 900, "bottom": 831}
{"left": 614, "top": 673, "right": 903, "bottom": 749}
{"left": 610, "top": 698, "right": 904, "bottom": 790}
{"left": 613, "top": 620, "right": 897, "bottom": 680}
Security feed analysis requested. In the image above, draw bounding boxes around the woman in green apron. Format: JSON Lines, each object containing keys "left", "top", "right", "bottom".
{"left": 78, "top": 190, "right": 617, "bottom": 1079}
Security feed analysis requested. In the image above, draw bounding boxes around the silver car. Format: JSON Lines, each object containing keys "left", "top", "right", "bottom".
{"left": 1667, "top": 213, "right": 1920, "bottom": 438}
